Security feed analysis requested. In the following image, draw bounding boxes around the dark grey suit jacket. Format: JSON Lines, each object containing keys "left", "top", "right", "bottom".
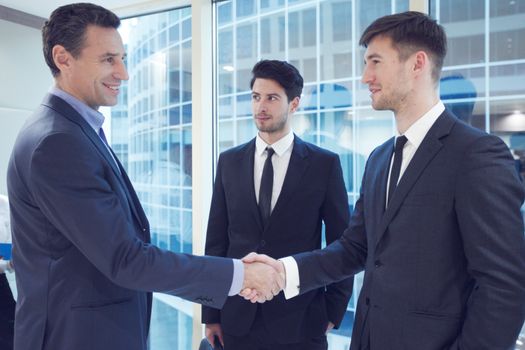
{"left": 7, "top": 94, "right": 233, "bottom": 350}
{"left": 294, "top": 110, "right": 525, "bottom": 349}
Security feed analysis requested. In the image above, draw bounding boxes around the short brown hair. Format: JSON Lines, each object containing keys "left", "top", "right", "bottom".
{"left": 359, "top": 11, "right": 447, "bottom": 84}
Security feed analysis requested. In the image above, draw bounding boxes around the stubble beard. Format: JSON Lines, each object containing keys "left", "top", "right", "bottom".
{"left": 256, "top": 113, "right": 288, "bottom": 134}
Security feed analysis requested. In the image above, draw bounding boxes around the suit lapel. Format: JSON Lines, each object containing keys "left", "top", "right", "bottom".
{"left": 238, "top": 139, "right": 264, "bottom": 231}
{"left": 43, "top": 94, "right": 148, "bottom": 233}
{"left": 43, "top": 95, "right": 122, "bottom": 177}
{"left": 369, "top": 141, "right": 393, "bottom": 240}
{"left": 269, "top": 136, "right": 309, "bottom": 225}
{"left": 110, "top": 149, "right": 149, "bottom": 236}
{"left": 376, "top": 111, "right": 457, "bottom": 245}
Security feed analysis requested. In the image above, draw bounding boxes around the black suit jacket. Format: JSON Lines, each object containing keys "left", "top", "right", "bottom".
{"left": 202, "top": 136, "right": 353, "bottom": 343}
{"left": 294, "top": 111, "right": 525, "bottom": 350}
{"left": 7, "top": 94, "right": 234, "bottom": 350}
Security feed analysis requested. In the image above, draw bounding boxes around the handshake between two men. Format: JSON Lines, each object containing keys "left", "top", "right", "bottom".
{"left": 240, "top": 253, "right": 285, "bottom": 303}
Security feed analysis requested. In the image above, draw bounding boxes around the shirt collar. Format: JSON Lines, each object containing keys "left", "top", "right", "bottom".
{"left": 255, "top": 131, "right": 294, "bottom": 157}
{"left": 50, "top": 86, "right": 106, "bottom": 132}
{"left": 398, "top": 101, "right": 445, "bottom": 149}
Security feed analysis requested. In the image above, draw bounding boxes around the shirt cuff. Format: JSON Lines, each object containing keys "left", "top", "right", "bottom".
{"left": 280, "top": 256, "right": 300, "bottom": 299}
{"left": 228, "top": 259, "right": 244, "bottom": 296}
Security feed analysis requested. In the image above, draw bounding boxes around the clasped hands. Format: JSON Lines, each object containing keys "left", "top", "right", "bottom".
{"left": 240, "top": 253, "right": 285, "bottom": 303}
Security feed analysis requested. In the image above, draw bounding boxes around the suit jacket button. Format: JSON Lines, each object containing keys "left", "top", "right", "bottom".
{"left": 260, "top": 240, "right": 266, "bottom": 247}
{"left": 142, "top": 228, "right": 146, "bottom": 232}
{"left": 374, "top": 260, "right": 382, "bottom": 268}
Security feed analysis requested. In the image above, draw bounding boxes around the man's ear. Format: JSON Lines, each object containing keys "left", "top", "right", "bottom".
{"left": 52, "top": 45, "right": 72, "bottom": 73}
{"left": 290, "top": 96, "right": 300, "bottom": 113}
{"left": 413, "top": 50, "right": 429, "bottom": 74}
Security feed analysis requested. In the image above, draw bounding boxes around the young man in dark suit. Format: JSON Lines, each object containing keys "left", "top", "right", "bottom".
{"left": 203, "top": 60, "right": 353, "bottom": 350}
{"left": 244, "top": 12, "right": 525, "bottom": 350}
{"left": 7, "top": 4, "right": 281, "bottom": 350}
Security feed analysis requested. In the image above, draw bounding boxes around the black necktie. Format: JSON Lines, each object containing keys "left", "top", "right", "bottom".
{"left": 388, "top": 136, "right": 408, "bottom": 204}
{"left": 259, "top": 147, "right": 275, "bottom": 226}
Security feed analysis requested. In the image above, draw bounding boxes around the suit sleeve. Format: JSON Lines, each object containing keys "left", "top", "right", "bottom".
{"left": 452, "top": 134, "right": 525, "bottom": 349}
{"left": 29, "top": 132, "right": 233, "bottom": 309}
{"left": 294, "top": 153, "right": 370, "bottom": 296}
{"left": 202, "top": 155, "right": 230, "bottom": 323}
{"left": 321, "top": 155, "right": 354, "bottom": 328}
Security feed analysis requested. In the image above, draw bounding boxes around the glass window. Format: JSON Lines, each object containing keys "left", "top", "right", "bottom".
{"left": 218, "top": 1, "right": 232, "bottom": 25}
{"left": 112, "top": 7, "right": 194, "bottom": 350}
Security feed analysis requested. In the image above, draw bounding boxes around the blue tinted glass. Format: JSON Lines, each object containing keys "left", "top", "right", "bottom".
{"left": 218, "top": 1, "right": 232, "bottom": 24}
{"left": 236, "top": 0, "right": 255, "bottom": 17}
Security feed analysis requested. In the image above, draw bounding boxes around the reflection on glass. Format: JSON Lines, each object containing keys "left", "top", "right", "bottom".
{"left": 440, "top": 74, "right": 478, "bottom": 124}
{"left": 490, "top": 64, "right": 525, "bottom": 97}
{"left": 148, "top": 299, "right": 192, "bottom": 350}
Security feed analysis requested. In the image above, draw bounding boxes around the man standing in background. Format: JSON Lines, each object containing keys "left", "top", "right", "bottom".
{"left": 203, "top": 60, "right": 353, "bottom": 350}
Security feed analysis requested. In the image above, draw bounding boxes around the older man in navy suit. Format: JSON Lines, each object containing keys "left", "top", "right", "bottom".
{"left": 244, "top": 11, "right": 525, "bottom": 350}
{"left": 7, "top": 4, "right": 281, "bottom": 350}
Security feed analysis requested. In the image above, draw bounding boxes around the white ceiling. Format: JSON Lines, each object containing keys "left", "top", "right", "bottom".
{"left": 0, "top": 0, "right": 187, "bottom": 19}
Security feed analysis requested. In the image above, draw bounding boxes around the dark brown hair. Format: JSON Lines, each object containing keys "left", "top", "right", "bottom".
{"left": 250, "top": 60, "right": 304, "bottom": 101}
{"left": 359, "top": 11, "right": 447, "bottom": 83}
{"left": 42, "top": 3, "right": 120, "bottom": 77}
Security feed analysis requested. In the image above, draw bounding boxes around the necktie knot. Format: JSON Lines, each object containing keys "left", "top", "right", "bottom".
{"left": 394, "top": 135, "right": 408, "bottom": 152}
{"left": 388, "top": 135, "right": 407, "bottom": 205}
{"left": 266, "top": 147, "right": 275, "bottom": 158}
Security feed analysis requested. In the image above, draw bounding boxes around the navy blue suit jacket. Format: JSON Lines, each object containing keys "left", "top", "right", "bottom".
{"left": 294, "top": 111, "right": 525, "bottom": 349}
{"left": 7, "top": 94, "right": 234, "bottom": 350}
{"left": 202, "top": 136, "right": 353, "bottom": 343}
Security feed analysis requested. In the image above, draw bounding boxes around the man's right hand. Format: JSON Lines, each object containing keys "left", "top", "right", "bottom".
{"left": 241, "top": 253, "right": 284, "bottom": 303}
{"left": 240, "top": 253, "right": 285, "bottom": 303}
{"left": 205, "top": 323, "right": 224, "bottom": 349}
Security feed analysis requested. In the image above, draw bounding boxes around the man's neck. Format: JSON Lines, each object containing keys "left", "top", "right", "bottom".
{"left": 395, "top": 92, "right": 439, "bottom": 134}
{"left": 259, "top": 128, "right": 290, "bottom": 145}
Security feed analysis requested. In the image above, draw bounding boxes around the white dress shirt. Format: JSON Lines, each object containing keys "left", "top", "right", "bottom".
{"left": 385, "top": 101, "right": 445, "bottom": 205}
{"left": 254, "top": 131, "right": 294, "bottom": 211}
{"left": 281, "top": 101, "right": 446, "bottom": 299}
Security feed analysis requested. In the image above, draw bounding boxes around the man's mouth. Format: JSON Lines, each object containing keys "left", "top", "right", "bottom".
{"left": 369, "top": 87, "right": 380, "bottom": 95}
{"left": 103, "top": 83, "right": 120, "bottom": 92}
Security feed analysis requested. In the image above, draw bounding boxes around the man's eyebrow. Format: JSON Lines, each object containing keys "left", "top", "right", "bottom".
{"left": 365, "top": 53, "right": 382, "bottom": 61}
{"left": 99, "top": 52, "right": 127, "bottom": 59}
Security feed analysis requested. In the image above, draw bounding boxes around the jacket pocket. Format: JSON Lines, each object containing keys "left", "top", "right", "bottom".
{"left": 71, "top": 297, "right": 132, "bottom": 310}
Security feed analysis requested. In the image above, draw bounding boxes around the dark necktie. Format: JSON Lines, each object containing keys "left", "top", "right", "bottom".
{"left": 259, "top": 147, "right": 275, "bottom": 226}
{"left": 388, "top": 135, "right": 408, "bottom": 204}
{"left": 98, "top": 127, "right": 109, "bottom": 145}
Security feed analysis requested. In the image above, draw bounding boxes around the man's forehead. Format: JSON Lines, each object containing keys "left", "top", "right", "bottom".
{"left": 82, "top": 27, "right": 125, "bottom": 52}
